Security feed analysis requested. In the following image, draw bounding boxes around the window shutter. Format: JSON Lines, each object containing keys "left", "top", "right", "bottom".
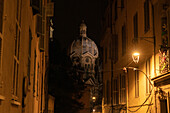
{"left": 0, "top": 38, "right": 2, "bottom": 68}
{"left": 30, "top": 0, "right": 40, "bottom": 15}
{"left": 167, "top": 8, "right": 170, "bottom": 46}
{"left": 46, "top": 2, "right": 54, "bottom": 17}
{"left": 36, "top": 14, "right": 42, "bottom": 36}
{"left": 113, "top": 35, "right": 118, "bottom": 63}
{"left": 0, "top": 0, "right": 4, "bottom": 33}
{"left": 39, "top": 35, "right": 44, "bottom": 52}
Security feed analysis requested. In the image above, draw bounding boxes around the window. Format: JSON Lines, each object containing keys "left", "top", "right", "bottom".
{"left": 30, "top": 0, "right": 40, "bottom": 15}
{"left": 36, "top": 15, "right": 42, "bottom": 36}
{"left": 107, "top": 13, "right": 110, "bottom": 27}
{"left": 33, "top": 50, "right": 36, "bottom": 93}
{"left": 83, "top": 38, "right": 86, "bottom": 53}
{"left": 88, "top": 64, "right": 90, "bottom": 70}
{"left": 168, "top": 9, "right": 170, "bottom": 46}
{"left": 121, "top": 0, "right": 124, "bottom": 10}
{"left": 160, "top": 99, "right": 168, "bottom": 113}
{"left": 103, "top": 83, "right": 106, "bottom": 104}
{"left": 133, "top": 13, "right": 138, "bottom": 43}
{"left": 28, "top": 29, "right": 32, "bottom": 85}
{"left": 146, "top": 58, "right": 151, "bottom": 94}
{"left": 109, "top": 41, "right": 111, "bottom": 59}
{"left": 144, "top": 0, "right": 150, "bottom": 32}
{"left": 13, "top": 0, "right": 22, "bottom": 96}
{"left": 120, "top": 74, "right": 126, "bottom": 104}
{"left": 0, "top": 0, "right": 3, "bottom": 77}
{"left": 122, "top": 25, "right": 126, "bottom": 56}
{"left": 85, "top": 64, "right": 87, "bottom": 69}
{"left": 114, "top": 0, "right": 117, "bottom": 21}
{"left": 0, "top": 38, "right": 2, "bottom": 69}
{"left": 37, "top": 63, "right": 39, "bottom": 97}
{"left": 114, "top": 35, "right": 118, "bottom": 63}
{"left": 0, "top": 0, "right": 4, "bottom": 33}
{"left": 135, "top": 70, "right": 139, "bottom": 97}
{"left": 105, "top": 47, "right": 107, "bottom": 63}
{"left": 91, "top": 64, "right": 93, "bottom": 70}
{"left": 106, "top": 80, "right": 110, "bottom": 104}
{"left": 113, "top": 78, "right": 118, "bottom": 105}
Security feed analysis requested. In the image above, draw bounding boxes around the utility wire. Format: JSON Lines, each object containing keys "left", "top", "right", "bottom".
{"left": 124, "top": 67, "right": 154, "bottom": 112}
{"left": 127, "top": 87, "right": 153, "bottom": 112}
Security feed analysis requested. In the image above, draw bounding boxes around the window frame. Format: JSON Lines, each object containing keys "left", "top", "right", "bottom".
{"left": 135, "top": 70, "right": 139, "bottom": 97}
{"left": 144, "top": 0, "right": 150, "bottom": 33}
{"left": 133, "top": 12, "right": 138, "bottom": 43}
{"left": 0, "top": 0, "right": 4, "bottom": 33}
{"left": 122, "top": 24, "right": 126, "bottom": 56}
{"left": 12, "top": 0, "right": 22, "bottom": 97}
{"left": 113, "top": 78, "right": 118, "bottom": 105}
{"left": 119, "top": 73, "right": 126, "bottom": 104}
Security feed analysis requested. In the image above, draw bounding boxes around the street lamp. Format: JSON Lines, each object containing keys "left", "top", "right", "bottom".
{"left": 92, "top": 96, "right": 96, "bottom": 102}
{"left": 132, "top": 52, "right": 140, "bottom": 63}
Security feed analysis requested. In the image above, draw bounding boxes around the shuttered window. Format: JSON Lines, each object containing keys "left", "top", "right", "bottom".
{"left": 13, "top": 0, "right": 22, "bottom": 96}
{"left": 114, "top": 0, "right": 117, "bottom": 21}
{"left": 133, "top": 12, "right": 138, "bottom": 43}
{"left": 135, "top": 70, "right": 139, "bottom": 97}
{"left": 0, "top": 0, "right": 3, "bottom": 70}
{"left": 144, "top": 0, "right": 150, "bottom": 32}
{"left": 30, "top": 0, "right": 40, "bottom": 15}
{"left": 120, "top": 74, "right": 126, "bottom": 103}
{"left": 146, "top": 58, "right": 151, "bottom": 94}
{"left": 113, "top": 78, "right": 118, "bottom": 105}
{"left": 0, "top": 0, "right": 4, "bottom": 33}
{"left": 122, "top": 25, "right": 126, "bottom": 56}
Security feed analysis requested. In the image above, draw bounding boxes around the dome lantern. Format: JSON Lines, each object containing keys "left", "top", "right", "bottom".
{"left": 80, "top": 20, "right": 87, "bottom": 37}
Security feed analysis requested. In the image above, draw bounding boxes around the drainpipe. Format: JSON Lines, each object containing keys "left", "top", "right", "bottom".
{"left": 126, "top": 0, "right": 129, "bottom": 112}
{"left": 151, "top": 2, "right": 157, "bottom": 113}
{"left": 111, "top": 60, "right": 113, "bottom": 113}
{"left": 110, "top": 0, "right": 113, "bottom": 113}
{"left": 126, "top": 69, "right": 129, "bottom": 113}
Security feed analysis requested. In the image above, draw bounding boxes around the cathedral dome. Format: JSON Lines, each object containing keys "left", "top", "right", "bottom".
{"left": 70, "top": 21, "right": 98, "bottom": 58}
{"left": 70, "top": 36, "right": 98, "bottom": 58}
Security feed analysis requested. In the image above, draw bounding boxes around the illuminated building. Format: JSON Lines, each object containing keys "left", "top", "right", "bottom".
{"left": 100, "top": 0, "right": 170, "bottom": 113}
{"left": 0, "top": 0, "right": 53, "bottom": 112}
{"left": 69, "top": 21, "right": 101, "bottom": 113}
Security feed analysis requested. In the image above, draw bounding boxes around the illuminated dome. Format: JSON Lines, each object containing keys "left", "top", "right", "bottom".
{"left": 70, "top": 21, "right": 98, "bottom": 58}
{"left": 69, "top": 20, "right": 99, "bottom": 81}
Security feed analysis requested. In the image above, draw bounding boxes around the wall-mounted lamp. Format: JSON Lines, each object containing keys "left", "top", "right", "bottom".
{"left": 132, "top": 52, "right": 140, "bottom": 63}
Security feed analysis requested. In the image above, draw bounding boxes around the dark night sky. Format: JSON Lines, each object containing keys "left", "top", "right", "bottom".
{"left": 53, "top": 0, "right": 104, "bottom": 49}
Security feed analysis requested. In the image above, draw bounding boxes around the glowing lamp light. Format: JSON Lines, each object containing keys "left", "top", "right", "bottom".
{"left": 93, "top": 109, "right": 95, "bottom": 112}
{"left": 92, "top": 96, "right": 96, "bottom": 100}
{"left": 132, "top": 52, "right": 140, "bottom": 63}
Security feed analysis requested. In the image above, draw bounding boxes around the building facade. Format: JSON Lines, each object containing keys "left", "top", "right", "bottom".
{"left": 101, "top": 0, "right": 170, "bottom": 113}
{"left": 0, "top": 0, "right": 53, "bottom": 113}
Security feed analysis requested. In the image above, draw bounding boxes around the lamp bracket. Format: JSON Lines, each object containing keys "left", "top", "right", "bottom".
{"left": 139, "top": 36, "right": 154, "bottom": 44}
